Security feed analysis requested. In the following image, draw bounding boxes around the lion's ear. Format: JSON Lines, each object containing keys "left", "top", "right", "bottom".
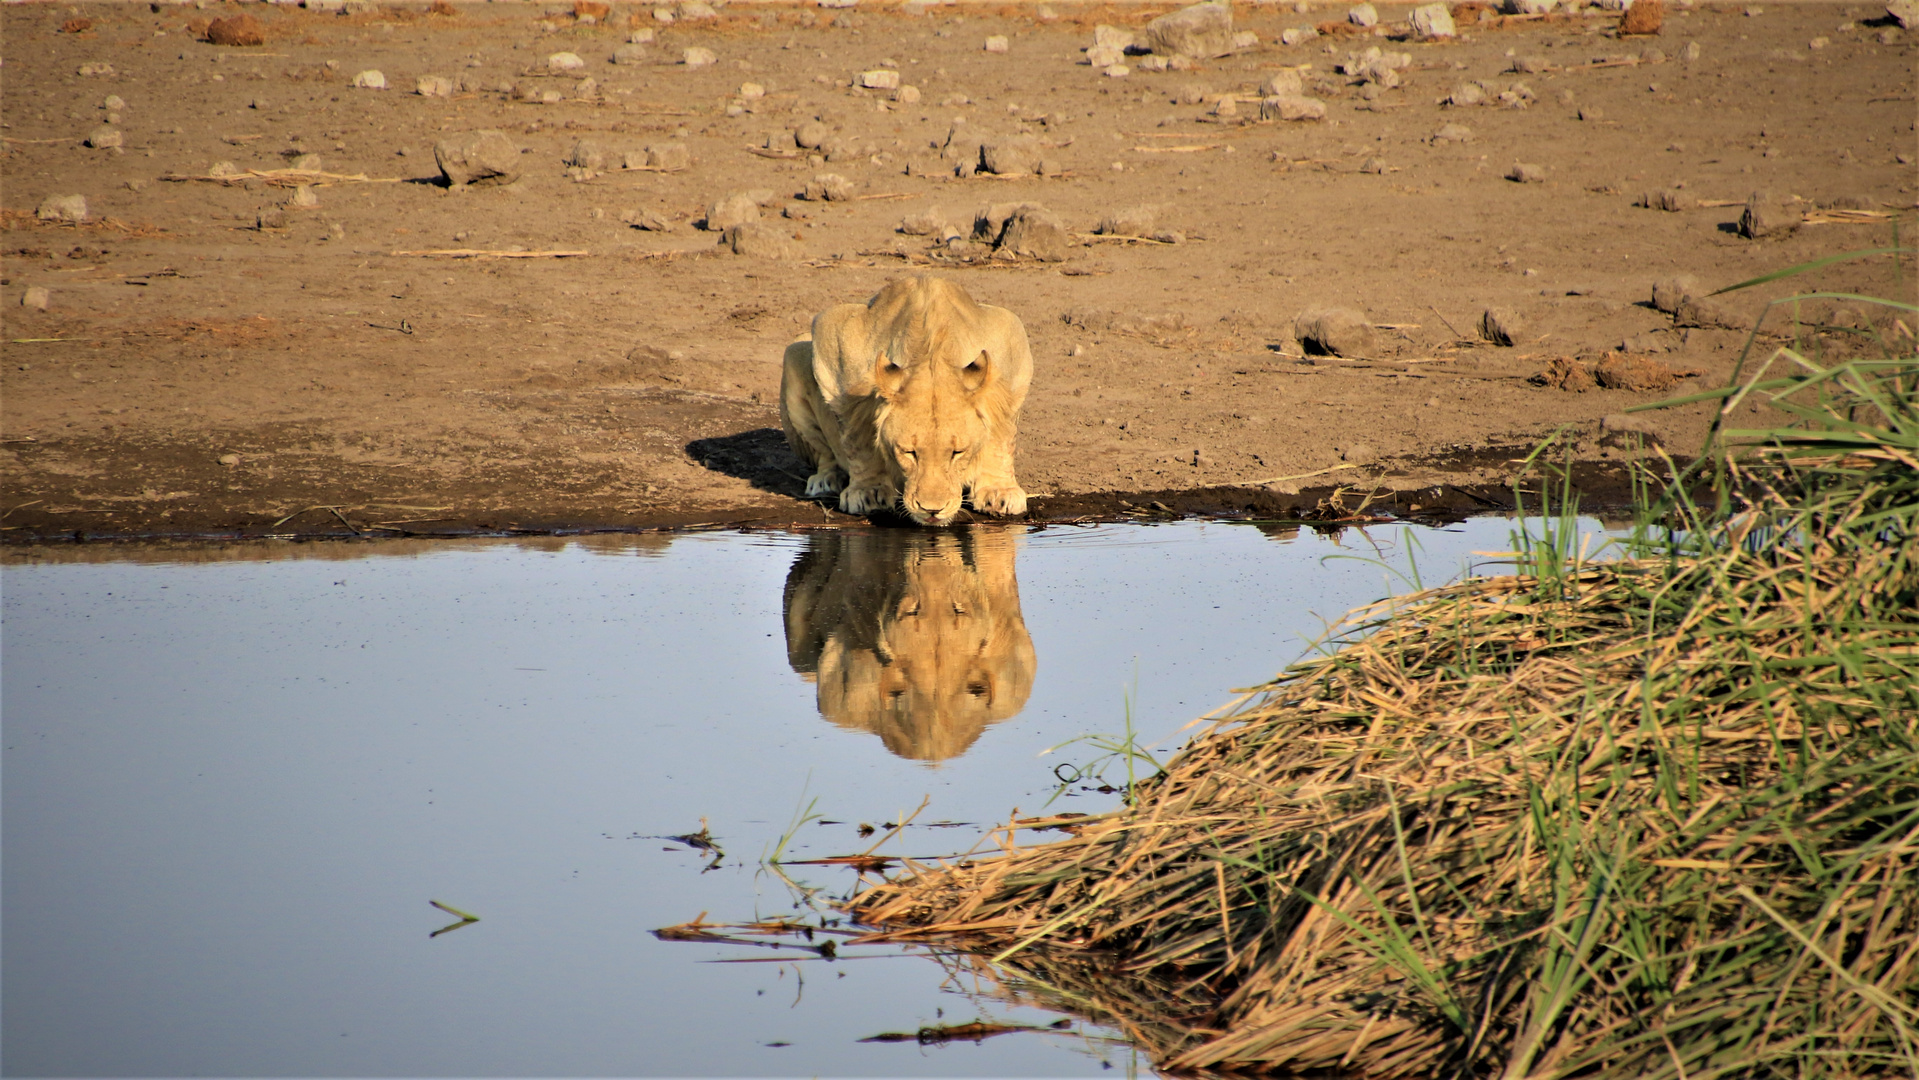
{"left": 959, "top": 350, "right": 989, "bottom": 393}
{"left": 873, "top": 352, "right": 907, "bottom": 397}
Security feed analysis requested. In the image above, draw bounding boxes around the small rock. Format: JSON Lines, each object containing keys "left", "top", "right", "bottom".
{"left": 1621, "top": 0, "right": 1664, "bottom": 34}
{"left": 1738, "top": 189, "right": 1800, "bottom": 239}
{"left": 795, "top": 121, "right": 830, "bottom": 149}
{"left": 351, "top": 70, "right": 387, "bottom": 90}
{"left": 1096, "top": 205, "right": 1157, "bottom": 235}
{"left": 1262, "top": 70, "right": 1304, "bottom": 96}
{"left": 1506, "top": 161, "right": 1548, "bottom": 183}
{"left": 629, "top": 28, "right": 658, "bottom": 44}
{"left": 859, "top": 68, "right": 900, "bottom": 89}
{"left": 804, "top": 173, "right": 855, "bottom": 201}
{"left": 416, "top": 75, "right": 455, "bottom": 97}
{"left": 77, "top": 62, "right": 116, "bottom": 77}
{"left": 1650, "top": 275, "right": 1699, "bottom": 314}
{"left": 1480, "top": 306, "right": 1526, "bottom": 345}
{"left": 1348, "top": 2, "right": 1379, "bottom": 26}
{"left": 1086, "top": 42, "right": 1126, "bottom": 66}
{"left": 1144, "top": 2, "right": 1236, "bottom": 60}
{"left": 1511, "top": 55, "right": 1550, "bottom": 73}
{"left": 1233, "top": 30, "right": 1260, "bottom": 48}
{"left": 85, "top": 126, "right": 123, "bottom": 149}
{"left": 287, "top": 185, "right": 320, "bottom": 208}
{"left": 206, "top": 13, "right": 266, "bottom": 46}
{"left": 1260, "top": 94, "right": 1326, "bottom": 121}
{"left": 1104, "top": 63, "right": 1132, "bottom": 77}
{"left": 621, "top": 207, "right": 677, "bottom": 231}
{"left": 683, "top": 47, "right": 717, "bottom": 68}
{"left": 256, "top": 206, "right": 289, "bottom": 230}
{"left": 895, "top": 85, "right": 921, "bottom": 104}
{"left": 1294, "top": 307, "right": 1376, "bottom": 357}
{"left": 35, "top": 195, "right": 89, "bottom": 223}
{"left": 103, "top": 94, "right": 127, "bottom": 112}
{"left": 1447, "top": 82, "right": 1485, "bottom": 106}
{"left": 1641, "top": 187, "right": 1693, "bottom": 211}
{"left": 898, "top": 208, "right": 947, "bottom": 235}
{"left": 613, "top": 44, "right": 649, "bottom": 65}
{"left": 996, "top": 205, "right": 1071, "bottom": 261}
{"left": 724, "top": 221, "right": 799, "bottom": 258}
{"left": 1409, "top": 1, "right": 1456, "bottom": 36}
{"left": 1213, "top": 96, "right": 1240, "bottom": 117}
{"left": 1339, "top": 443, "right": 1378, "bottom": 465}
{"left": 654, "top": 6, "right": 676, "bottom": 21}
{"left": 547, "top": 51, "right": 586, "bottom": 73}
{"left": 1094, "top": 24, "right": 1136, "bottom": 50}
{"left": 1674, "top": 294, "right": 1742, "bottom": 329}
{"left": 565, "top": 139, "right": 609, "bottom": 171}
{"left": 678, "top": 0, "right": 718, "bottom": 19}
{"left": 289, "top": 153, "right": 323, "bottom": 171}
{"left": 1891, "top": 0, "right": 1918, "bottom": 27}
{"left": 1578, "top": 105, "right": 1606, "bottom": 121}
{"left": 21, "top": 287, "right": 50, "bottom": 311}
{"left": 643, "top": 143, "right": 690, "bottom": 171}
{"left": 984, "top": 35, "right": 1010, "bottom": 52}
{"left": 705, "top": 192, "right": 762, "bottom": 231}
{"left": 1431, "top": 123, "right": 1473, "bottom": 143}
{"left": 1359, "top": 156, "right": 1387, "bottom": 173}
{"left": 1280, "top": 26, "right": 1318, "bottom": 44}
{"left": 218, "top": 453, "right": 243, "bottom": 468}
{"left": 980, "top": 135, "right": 1049, "bottom": 176}
{"left": 434, "top": 129, "right": 521, "bottom": 186}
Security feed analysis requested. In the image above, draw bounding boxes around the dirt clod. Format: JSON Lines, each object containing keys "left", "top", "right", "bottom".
{"left": 206, "top": 14, "right": 265, "bottom": 47}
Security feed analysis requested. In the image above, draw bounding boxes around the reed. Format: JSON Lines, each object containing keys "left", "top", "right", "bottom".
{"left": 848, "top": 260, "right": 1918, "bottom": 1078}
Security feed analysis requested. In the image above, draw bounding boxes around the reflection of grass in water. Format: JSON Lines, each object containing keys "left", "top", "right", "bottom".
{"left": 850, "top": 248, "right": 1919, "bottom": 1078}
{"left": 1040, "top": 669, "right": 1167, "bottom": 808}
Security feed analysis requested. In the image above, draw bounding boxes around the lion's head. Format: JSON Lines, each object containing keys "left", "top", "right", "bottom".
{"left": 783, "top": 528, "right": 1035, "bottom": 761}
{"left": 860, "top": 278, "right": 1022, "bottom": 526}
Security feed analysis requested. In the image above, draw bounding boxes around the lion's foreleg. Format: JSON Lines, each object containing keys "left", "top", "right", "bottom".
{"left": 780, "top": 341, "right": 846, "bottom": 498}
{"left": 832, "top": 398, "right": 900, "bottom": 516}
{"left": 967, "top": 436, "right": 1028, "bottom": 518}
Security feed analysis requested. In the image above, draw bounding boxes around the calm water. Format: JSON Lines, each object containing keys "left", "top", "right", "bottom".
{"left": 2, "top": 517, "right": 1615, "bottom": 1078}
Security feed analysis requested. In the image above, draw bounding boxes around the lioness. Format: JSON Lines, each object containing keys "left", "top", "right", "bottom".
{"left": 783, "top": 528, "right": 1036, "bottom": 761}
{"left": 780, "top": 275, "right": 1033, "bottom": 526}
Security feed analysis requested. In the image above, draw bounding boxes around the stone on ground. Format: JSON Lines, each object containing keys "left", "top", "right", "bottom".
{"left": 352, "top": 70, "right": 387, "bottom": 89}
{"left": 22, "top": 287, "right": 51, "bottom": 310}
{"left": 1294, "top": 307, "right": 1376, "bottom": 357}
{"left": 1506, "top": 161, "right": 1548, "bottom": 183}
{"left": 1261, "top": 95, "right": 1325, "bottom": 121}
{"left": 1348, "top": 3, "right": 1379, "bottom": 26}
{"left": 1144, "top": 2, "right": 1235, "bottom": 59}
{"left": 434, "top": 129, "right": 521, "bottom": 186}
{"left": 1480, "top": 306, "right": 1526, "bottom": 345}
{"left": 724, "top": 222, "right": 798, "bottom": 258}
{"left": 1651, "top": 275, "right": 1699, "bottom": 314}
{"left": 85, "top": 127, "right": 122, "bottom": 149}
{"left": 996, "top": 205, "right": 1071, "bottom": 262}
{"left": 683, "top": 47, "right": 717, "bottom": 68}
{"left": 981, "top": 135, "right": 1049, "bottom": 176}
{"left": 1097, "top": 205, "right": 1157, "bottom": 235}
{"left": 804, "top": 173, "right": 855, "bottom": 201}
{"left": 1739, "top": 189, "right": 1800, "bottom": 239}
{"left": 1410, "top": 2, "right": 1456, "bottom": 36}
{"left": 206, "top": 13, "right": 265, "bottom": 46}
{"left": 705, "top": 192, "right": 762, "bottom": 230}
{"left": 36, "top": 194, "right": 90, "bottom": 223}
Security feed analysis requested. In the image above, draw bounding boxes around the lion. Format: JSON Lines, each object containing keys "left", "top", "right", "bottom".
{"left": 780, "top": 275, "right": 1034, "bottom": 526}
{"left": 783, "top": 528, "right": 1036, "bottom": 762}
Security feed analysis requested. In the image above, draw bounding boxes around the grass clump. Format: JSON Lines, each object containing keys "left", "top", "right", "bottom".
{"left": 849, "top": 265, "right": 1919, "bottom": 1077}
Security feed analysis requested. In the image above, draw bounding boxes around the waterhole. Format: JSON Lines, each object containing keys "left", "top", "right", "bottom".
{"left": 3, "top": 517, "right": 1616, "bottom": 1077}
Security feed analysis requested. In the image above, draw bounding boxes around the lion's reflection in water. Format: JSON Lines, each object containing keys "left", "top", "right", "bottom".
{"left": 782, "top": 528, "right": 1037, "bottom": 762}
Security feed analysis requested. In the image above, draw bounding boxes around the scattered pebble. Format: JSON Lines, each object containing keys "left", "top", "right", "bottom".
{"left": 859, "top": 69, "right": 900, "bottom": 90}
{"left": 77, "top": 62, "right": 115, "bottom": 77}
{"left": 548, "top": 52, "right": 586, "bottom": 73}
{"left": 1651, "top": 274, "right": 1698, "bottom": 314}
{"left": 705, "top": 191, "right": 762, "bottom": 231}
{"left": 351, "top": 70, "right": 387, "bottom": 90}
{"left": 84, "top": 126, "right": 123, "bottom": 149}
{"left": 804, "top": 173, "right": 855, "bottom": 201}
{"left": 1739, "top": 189, "right": 1799, "bottom": 239}
{"left": 103, "top": 94, "right": 127, "bottom": 112}
{"left": 984, "top": 35, "right": 1009, "bottom": 52}
{"left": 207, "top": 13, "right": 265, "bottom": 47}
{"left": 1409, "top": 2, "right": 1455, "bottom": 37}
{"left": 1480, "top": 306, "right": 1526, "bottom": 345}
{"left": 218, "top": 453, "right": 243, "bottom": 468}
{"left": 1431, "top": 123, "right": 1473, "bottom": 143}
{"left": 1293, "top": 307, "right": 1376, "bottom": 358}
{"left": 288, "top": 185, "right": 320, "bottom": 208}
{"left": 35, "top": 195, "right": 89, "bottom": 223}
{"left": 1359, "top": 156, "right": 1387, "bottom": 174}
{"left": 1261, "top": 95, "right": 1326, "bottom": 121}
{"left": 1144, "top": 2, "right": 1236, "bottom": 60}
{"left": 683, "top": 47, "right": 717, "bottom": 68}
{"left": 620, "top": 207, "right": 677, "bottom": 231}
{"left": 434, "top": 129, "right": 521, "bottom": 186}
{"left": 1280, "top": 26, "right": 1318, "bottom": 45}
{"left": 723, "top": 221, "right": 799, "bottom": 259}
{"left": 1578, "top": 106, "right": 1606, "bottom": 121}
{"left": 1506, "top": 161, "right": 1548, "bottom": 183}
{"left": 416, "top": 75, "right": 455, "bottom": 97}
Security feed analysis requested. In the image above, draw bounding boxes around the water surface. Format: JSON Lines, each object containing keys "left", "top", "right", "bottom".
{"left": 3, "top": 517, "right": 1612, "bottom": 1077}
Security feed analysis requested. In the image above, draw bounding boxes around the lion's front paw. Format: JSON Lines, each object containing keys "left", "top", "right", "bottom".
{"left": 970, "top": 484, "right": 1028, "bottom": 517}
{"left": 839, "top": 483, "right": 898, "bottom": 515}
{"left": 803, "top": 469, "right": 844, "bottom": 498}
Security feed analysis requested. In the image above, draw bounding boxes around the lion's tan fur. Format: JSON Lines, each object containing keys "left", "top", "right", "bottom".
{"left": 782, "top": 528, "right": 1035, "bottom": 761}
{"left": 780, "top": 275, "right": 1033, "bottom": 525}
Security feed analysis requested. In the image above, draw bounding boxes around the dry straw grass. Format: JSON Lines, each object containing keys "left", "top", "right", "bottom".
{"left": 850, "top": 252, "right": 1919, "bottom": 1078}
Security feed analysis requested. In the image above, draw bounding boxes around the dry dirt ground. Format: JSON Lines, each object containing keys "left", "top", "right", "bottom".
{"left": 2, "top": 0, "right": 1913, "bottom": 542}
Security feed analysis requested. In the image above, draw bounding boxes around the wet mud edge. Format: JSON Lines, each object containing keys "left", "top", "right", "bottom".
{"left": 0, "top": 448, "right": 1668, "bottom": 546}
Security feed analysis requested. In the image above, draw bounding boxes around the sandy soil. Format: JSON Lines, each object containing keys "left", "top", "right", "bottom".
{"left": 2, "top": 0, "right": 1912, "bottom": 542}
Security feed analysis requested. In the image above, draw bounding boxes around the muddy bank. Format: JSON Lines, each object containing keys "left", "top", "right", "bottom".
{"left": 3, "top": 0, "right": 1911, "bottom": 543}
